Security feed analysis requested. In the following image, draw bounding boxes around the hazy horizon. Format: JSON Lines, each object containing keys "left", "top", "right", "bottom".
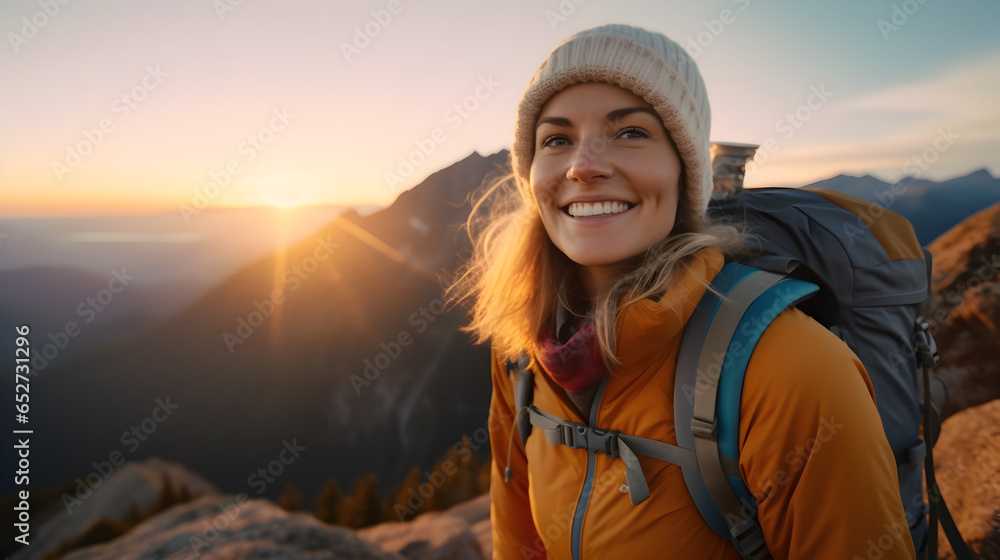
{"left": 3, "top": 0, "right": 999, "bottom": 217}
{"left": 4, "top": 153, "right": 994, "bottom": 219}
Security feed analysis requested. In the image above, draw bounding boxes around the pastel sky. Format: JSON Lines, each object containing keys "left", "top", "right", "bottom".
{"left": 2, "top": 0, "right": 998, "bottom": 216}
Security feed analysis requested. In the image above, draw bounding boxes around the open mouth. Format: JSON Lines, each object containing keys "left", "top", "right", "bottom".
{"left": 563, "top": 201, "right": 633, "bottom": 217}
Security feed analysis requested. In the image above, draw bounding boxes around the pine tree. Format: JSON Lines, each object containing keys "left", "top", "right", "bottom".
{"left": 339, "top": 474, "right": 382, "bottom": 529}
{"left": 433, "top": 435, "right": 477, "bottom": 510}
{"left": 386, "top": 466, "right": 430, "bottom": 522}
{"left": 278, "top": 482, "right": 301, "bottom": 512}
{"left": 314, "top": 477, "right": 343, "bottom": 524}
{"left": 476, "top": 453, "right": 492, "bottom": 496}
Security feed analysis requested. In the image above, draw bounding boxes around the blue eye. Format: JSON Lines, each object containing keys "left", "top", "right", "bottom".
{"left": 541, "top": 135, "right": 570, "bottom": 148}
{"left": 618, "top": 126, "right": 649, "bottom": 139}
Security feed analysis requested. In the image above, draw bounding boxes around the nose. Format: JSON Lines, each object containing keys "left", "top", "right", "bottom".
{"left": 566, "top": 136, "right": 612, "bottom": 183}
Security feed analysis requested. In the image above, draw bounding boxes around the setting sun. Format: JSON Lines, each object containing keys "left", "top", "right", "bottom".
{"left": 254, "top": 171, "right": 317, "bottom": 209}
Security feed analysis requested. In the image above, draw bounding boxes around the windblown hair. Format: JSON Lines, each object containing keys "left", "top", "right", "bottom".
{"left": 447, "top": 166, "right": 743, "bottom": 370}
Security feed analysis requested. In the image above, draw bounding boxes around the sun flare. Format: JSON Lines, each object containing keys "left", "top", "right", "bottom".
{"left": 255, "top": 171, "right": 316, "bottom": 209}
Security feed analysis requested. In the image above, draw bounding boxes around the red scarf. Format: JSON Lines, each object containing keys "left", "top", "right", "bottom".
{"left": 538, "top": 305, "right": 607, "bottom": 393}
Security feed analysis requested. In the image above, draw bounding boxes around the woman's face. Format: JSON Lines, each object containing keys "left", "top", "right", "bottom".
{"left": 530, "top": 82, "right": 682, "bottom": 289}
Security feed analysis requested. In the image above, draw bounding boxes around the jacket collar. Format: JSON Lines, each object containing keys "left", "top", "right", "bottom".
{"left": 611, "top": 247, "right": 724, "bottom": 370}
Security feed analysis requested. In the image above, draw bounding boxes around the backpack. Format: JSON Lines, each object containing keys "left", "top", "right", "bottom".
{"left": 508, "top": 186, "right": 974, "bottom": 560}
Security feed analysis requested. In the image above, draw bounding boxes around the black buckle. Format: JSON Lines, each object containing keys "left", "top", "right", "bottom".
{"left": 560, "top": 423, "right": 620, "bottom": 457}
{"left": 914, "top": 322, "right": 940, "bottom": 369}
{"left": 730, "top": 516, "right": 770, "bottom": 560}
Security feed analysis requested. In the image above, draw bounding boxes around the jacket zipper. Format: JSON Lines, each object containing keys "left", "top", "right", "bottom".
{"left": 570, "top": 377, "right": 610, "bottom": 560}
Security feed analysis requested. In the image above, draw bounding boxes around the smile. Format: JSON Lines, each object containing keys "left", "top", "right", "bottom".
{"left": 565, "top": 201, "right": 632, "bottom": 217}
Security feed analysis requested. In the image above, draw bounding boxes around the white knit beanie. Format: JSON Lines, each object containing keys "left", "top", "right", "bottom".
{"left": 512, "top": 24, "right": 713, "bottom": 216}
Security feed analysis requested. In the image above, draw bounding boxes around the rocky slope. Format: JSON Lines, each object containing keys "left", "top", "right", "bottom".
{"left": 13, "top": 458, "right": 489, "bottom": 560}
{"left": 12, "top": 458, "right": 218, "bottom": 560}
{"left": 927, "top": 200, "right": 1000, "bottom": 418}
{"left": 925, "top": 200, "right": 1000, "bottom": 558}
{"left": 932, "top": 400, "right": 1000, "bottom": 559}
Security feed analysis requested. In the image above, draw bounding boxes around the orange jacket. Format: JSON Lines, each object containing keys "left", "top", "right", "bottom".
{"left": 489, "top": 248, "right": 915, "bottom": 560}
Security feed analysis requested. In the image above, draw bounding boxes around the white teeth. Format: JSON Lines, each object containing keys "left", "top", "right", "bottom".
{"left": 566, "top": 201, "right": 631, "bottom": 217}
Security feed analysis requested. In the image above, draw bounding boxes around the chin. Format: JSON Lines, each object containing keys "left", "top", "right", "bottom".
{"left": 561, "top": 247, "right": 646, "bottom": 269}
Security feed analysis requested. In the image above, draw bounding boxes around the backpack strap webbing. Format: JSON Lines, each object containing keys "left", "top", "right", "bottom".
{"left": 677, "top": 263, "right": 820, "bottom": 560}
{"left": 916, "top": 323, "right": 976, "bottom": 560}
{"left": 522, "top": 403, "right": 742, "bottom": 506}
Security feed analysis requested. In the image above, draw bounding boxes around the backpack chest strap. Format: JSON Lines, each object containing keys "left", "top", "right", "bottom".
{"left": 524, "top": 404, "right": 741, "bottom": 506}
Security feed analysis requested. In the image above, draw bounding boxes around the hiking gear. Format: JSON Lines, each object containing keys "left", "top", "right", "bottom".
{"left": 490, "top": 248, "right": 914, "bottom": 560}
{"left": 674, "top": 263, "right": 818, "bottom": 559}
{"left": 705, "top": 187, "right": 973, "bottom": 559}
{"left": 916, "top": 323, "right": 977, "bottom": 560}
{"left": 511, "top": 24, "right": 713, "bottom": 216}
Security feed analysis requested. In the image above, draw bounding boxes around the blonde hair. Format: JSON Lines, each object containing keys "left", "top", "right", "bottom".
{"left": 447, "top": 165, "right": 744, "bottom": 370}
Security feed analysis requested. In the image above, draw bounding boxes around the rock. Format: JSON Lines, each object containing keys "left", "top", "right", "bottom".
{"left": 439, "top": 494, "right": 490, "bottom": 527}
{"left": 928, "top": 282, "right": 1000, "bottom": 419}
{"left": 358, "top": 494, "right": 490, "bottom": 560}
{"left": 57, "top": 494, "right": 400, "bottom": 560}
{"left": 470, "top": 519, "right": 492, "bottom": 559}
{"left": 445, "top": 494, "right": 491, "bottom": 556}
{"left": 933, "top": 399, "right": 1000, "bottom": 559}
{"left": 927, "top": 200, "right": 1000, "bottom": 418}
{"left": 13, "top": 457, "right": 217, "bottom": 560}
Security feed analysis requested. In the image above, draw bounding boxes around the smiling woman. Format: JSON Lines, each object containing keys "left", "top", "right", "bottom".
{"left": 448, "top": 24, "right": 916, "bottom": 560}
{"left": 531, "top": 82, "right": 683, "bottom": 294}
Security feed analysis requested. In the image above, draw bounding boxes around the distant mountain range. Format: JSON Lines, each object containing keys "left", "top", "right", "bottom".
{"left": 796, "top": 168, "right": 1000, "bottom": 245}
{"left": 9, "top": 150, "right": 997, "bottom": 513}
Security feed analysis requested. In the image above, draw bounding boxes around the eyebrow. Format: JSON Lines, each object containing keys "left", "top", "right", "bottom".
{"left": 536, "top": 107, "right": 659, "bottom": 129}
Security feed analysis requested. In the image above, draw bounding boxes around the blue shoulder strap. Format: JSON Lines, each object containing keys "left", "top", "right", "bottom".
{"left": 675, "top": 263, "right": 818, "bottom": 559}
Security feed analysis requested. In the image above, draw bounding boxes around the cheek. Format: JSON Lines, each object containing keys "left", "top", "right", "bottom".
{"left": 530, "top": 155, "right": 565, "bottom": 189}
{"left": 530, "top": 166, "right": 559, "bottom": 208}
